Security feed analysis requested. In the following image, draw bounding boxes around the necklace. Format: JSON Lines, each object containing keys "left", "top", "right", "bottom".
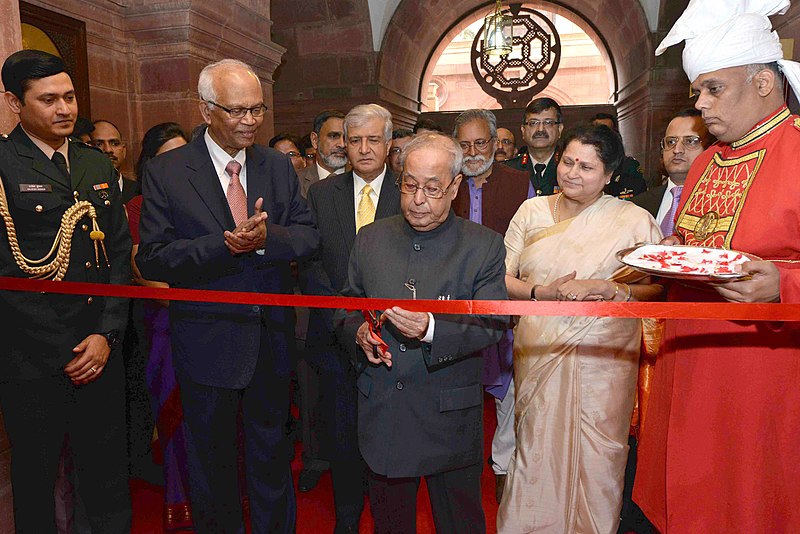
{"left": 552, "top": 192, "right": 562, "bottom": 223}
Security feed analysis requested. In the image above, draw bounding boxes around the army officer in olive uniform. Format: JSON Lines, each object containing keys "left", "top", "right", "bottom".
{"left": 0, "top": 50, "right": 132, "bottom": 532}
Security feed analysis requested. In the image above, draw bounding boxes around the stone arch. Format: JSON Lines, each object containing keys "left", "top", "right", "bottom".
{"left": 418, "top": 2, "right": 615, "bottom": 111}
{"left": 378, "top": 0, "right": 652, "bottom": 115}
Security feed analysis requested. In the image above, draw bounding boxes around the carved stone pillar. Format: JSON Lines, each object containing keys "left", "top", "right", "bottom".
{"left": 0, "top": 2, "right": 22, "bottom": 527}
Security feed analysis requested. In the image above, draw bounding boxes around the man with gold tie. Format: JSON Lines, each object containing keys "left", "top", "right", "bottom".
{"left": 300, "top": 104, "right": 400, "bottom": 533}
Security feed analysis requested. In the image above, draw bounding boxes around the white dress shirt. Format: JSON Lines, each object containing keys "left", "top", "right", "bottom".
{"left": 205, "top": 129, "right": 247, "bottom": 195}
{"left": 317, "top": 162, "right": 345, "bottom": 181}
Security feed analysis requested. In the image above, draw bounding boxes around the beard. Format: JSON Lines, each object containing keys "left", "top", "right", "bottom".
{"left": 461, "top": 154, "right": 494, "bottom": 177}
{"left": 320, "top": 150, "right": 348, "bottom": 170}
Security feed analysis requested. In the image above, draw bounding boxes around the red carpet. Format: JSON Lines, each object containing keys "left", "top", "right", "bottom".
{"left": 131, "top": 393, "right": 500, "bottom": 533}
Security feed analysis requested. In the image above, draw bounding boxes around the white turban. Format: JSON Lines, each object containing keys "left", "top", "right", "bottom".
{"left": 656, "top": 0, "right": 800, "bottom": 98}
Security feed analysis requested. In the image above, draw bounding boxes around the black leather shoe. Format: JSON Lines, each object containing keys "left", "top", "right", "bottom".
{"left": 298, "top": 468, "right": 323, "bottom": 492}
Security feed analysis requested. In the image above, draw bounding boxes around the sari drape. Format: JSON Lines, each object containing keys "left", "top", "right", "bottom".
{"left": 498, "top": 195, "right": 661, "bottom": 534}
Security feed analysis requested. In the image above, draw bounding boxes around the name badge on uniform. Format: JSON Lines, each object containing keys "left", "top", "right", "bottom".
{"left": 93, "top": 183, "right": 110, "bottom": 190}
{"left": 19, "top": 184, "right": 52, "bottom": 193}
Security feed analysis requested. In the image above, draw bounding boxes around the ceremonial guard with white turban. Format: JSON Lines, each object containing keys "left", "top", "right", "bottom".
{"left": 635, "top": 1, "right": 800, "bottom": 531}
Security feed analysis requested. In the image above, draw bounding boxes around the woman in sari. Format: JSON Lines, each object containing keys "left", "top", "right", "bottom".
{"left": 127, "top": 122, "right": 193, "bottom": 530}
{"left": 498, "top": 125, "right": 663, "bottom": 534}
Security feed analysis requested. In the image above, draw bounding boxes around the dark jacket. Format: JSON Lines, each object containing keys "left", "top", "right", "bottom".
{"left": 337, "top": 213, "right": 507, "bottom": 477}
{"left": 136, "top": 135, "right": 319, "bottom": 388}
{"left": 0, "top": 125, "right": 132, "bottom": 381}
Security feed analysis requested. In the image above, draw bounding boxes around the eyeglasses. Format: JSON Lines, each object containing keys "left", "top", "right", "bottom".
{"left": 660, "top": 135, "right": 702, "bottom": 151}
{"left": 396, "top": 177, "right": 455, "bottom": 199}
{"left": 523, "top": 119, "right": 560, "bottom": 128}
{"left": 285, "top": 151, "right": 303, "bottom": 158}
{"left": 459, "top": 138, "right": 494, "bottom": 151}
{"left": 206, "top": 100, "right": 267, "bottom": 119}
{"left": 304, "top": 153, "right": 316, "bottom": 160}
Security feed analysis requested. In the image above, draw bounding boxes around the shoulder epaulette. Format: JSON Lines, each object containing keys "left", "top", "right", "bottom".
{"left": 0, "top": 133, "right": 8, "bottom": 140}
{"left": 793, "top": 117, "right": 800, "bottom": 131}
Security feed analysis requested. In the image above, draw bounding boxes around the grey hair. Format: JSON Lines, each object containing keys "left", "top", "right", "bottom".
{"left": 343, "top": 104, "right": 393, "bottom": 141}
{"left": 452, "top": 109, "right": 498, "bottom": 138}
{"left": 197, "top": 59, "right": 259, "bottom": 103}
{"left": 399, "top": 133, "right": 463, "bottom": 179}
{"left": 745, "top": 62, "right": 783, "bottom": 84}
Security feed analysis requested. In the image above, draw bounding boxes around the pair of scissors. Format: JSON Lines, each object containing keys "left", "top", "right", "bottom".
{"left": 362, "top": 309, "right": 390, "bottom": 355}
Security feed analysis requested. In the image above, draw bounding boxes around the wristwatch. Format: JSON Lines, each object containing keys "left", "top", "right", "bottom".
{"left": 99, "top": 329, "right": 120, "bottom": 349}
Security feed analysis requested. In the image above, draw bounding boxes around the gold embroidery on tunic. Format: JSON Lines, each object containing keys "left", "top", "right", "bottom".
{"left": 676, "top": 150, "right": 765, "bottom": 248}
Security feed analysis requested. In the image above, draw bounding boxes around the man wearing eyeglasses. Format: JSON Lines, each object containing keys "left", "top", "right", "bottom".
{"left": 338, "top": 132, "right": 507, "bottom": 533}
{"left": 450, "top": 109, "right": 529, "bottom": 504}
{"left": 269, "top": 132, "right": 307, "bottom": 174}
{"left": 387, "top": 128, "right": 413, "bottom": 175}
{"left": 633, "top": 109, "right": 712, "bottom": 235}
{"left": 494, "top": 127, "right": 517, "bottom": 161}
{"left": 137, "top": 58, "right": 318, "bottom": 534}
{"left": 300, "top": 103, "right": 400, "bottom": 532}
{"left": 504, "top": 97, "right": 564, "bottom": 196}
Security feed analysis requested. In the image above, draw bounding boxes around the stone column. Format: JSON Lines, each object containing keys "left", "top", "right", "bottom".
{"left": 0, "top": 0, "right": 22, "bottom": 133}
{"left": 0, "top": 5, "right": 21, "bottom": 530}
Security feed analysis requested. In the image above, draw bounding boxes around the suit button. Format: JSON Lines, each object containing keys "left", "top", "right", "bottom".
{"left": 81, "top": 224, "right": 88, "bottom": 231}
{"left": 252, "top": 305, "right": 260, "bottom": 313}
{"left": 395, "top": 381, "right": 404, "bottom": 390}
{"left": 104, "top": 200, "right": 111, "bottom": 206}
{"left": 87, "top": 297, "right": 93, "bottom": 305}
{"left": 413, "top": 244, "right": 421, "bottom": 251}
{"left": 35, "top": 205, "right": 43, "bottom": 213}
{"left": 85, "top": 261, "right": 92, "bottom": 269}
{"left": 399, "top": 343, "right": 406, "bottom": 352}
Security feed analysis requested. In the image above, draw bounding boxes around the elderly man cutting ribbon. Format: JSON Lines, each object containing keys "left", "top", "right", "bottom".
{"left": 634, "top": 1, "right": 800, "bottom": 532}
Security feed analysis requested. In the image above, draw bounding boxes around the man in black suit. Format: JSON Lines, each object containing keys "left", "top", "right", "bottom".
{"left": 633, "top": 109, "right": 712, "bottom": 234}
{"left": 339, "top": 133, "right": 507, "bottom": 533}
{"left": 591, "top": 113, "right": 647, "bottom": 200}
{"left": 0, "top": 49, "right": 132, "bottom": 532}
{"left": 137, "top": 58, "right": 318, "bottom": 533}
{"left": 504, "top": 97, "right": 563, "bottom": 196}
{"left": 301, "top": 103, "right": 400, "bottom": 532}
{"left": 90, "top": 119, "right": 141, "bottom": 203}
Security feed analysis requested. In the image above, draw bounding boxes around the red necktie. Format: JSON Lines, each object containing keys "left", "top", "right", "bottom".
{"left": 225, "top": 160, "right": 247, "bottom": 226}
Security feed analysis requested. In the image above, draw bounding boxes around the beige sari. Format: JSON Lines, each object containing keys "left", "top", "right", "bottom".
{"left": 497, "top": 195, "right": 662, "bottom": 534}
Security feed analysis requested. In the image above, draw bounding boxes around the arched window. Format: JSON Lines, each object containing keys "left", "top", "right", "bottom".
{"left": 421, "top": 4, "right": 613, "bottom": 111}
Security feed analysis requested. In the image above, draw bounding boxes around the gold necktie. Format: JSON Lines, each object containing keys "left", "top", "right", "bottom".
{"left": 356, "top": 184, "right": 376, "bottom": 233}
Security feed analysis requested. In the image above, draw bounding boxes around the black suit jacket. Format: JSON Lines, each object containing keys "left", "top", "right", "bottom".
{"left": 337, "top": 213, "right": 507, "bottom": 477}
{"left": 121, "top": 175, "right": 141, "bottom": 204}
{"left": 632, "top": 183, "right": 667, "bottom": 218}
{"left": 301, "top": 169, "right": 400, "bottom": 369}
{"left": 0, "top": 124, "right": 132, "bottom": 381}
{"left": 136, "top": 135, "right": 319, "bottom": 388}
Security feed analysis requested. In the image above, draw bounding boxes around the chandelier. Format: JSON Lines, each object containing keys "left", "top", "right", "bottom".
{"left": 483, "top": 0, "right": 513, "bottom": 57}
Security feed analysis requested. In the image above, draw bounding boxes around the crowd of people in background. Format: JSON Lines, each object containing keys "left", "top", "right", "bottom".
{"left": 1, "top": 0, "right": 800, "bottom": 532}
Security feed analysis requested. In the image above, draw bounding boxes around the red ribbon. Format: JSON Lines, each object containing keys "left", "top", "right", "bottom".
{"left": 0, "top": 276, "right": 797, "bottom": 321}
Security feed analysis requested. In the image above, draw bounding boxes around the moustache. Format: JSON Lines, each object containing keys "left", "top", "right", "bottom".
{"left": 533, "top": 131, "right": 550, "bottom": 138}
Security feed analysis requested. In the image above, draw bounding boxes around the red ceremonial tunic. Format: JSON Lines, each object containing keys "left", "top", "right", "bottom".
{"left": 634, "top": 106, "right": 800, "bottom": 531}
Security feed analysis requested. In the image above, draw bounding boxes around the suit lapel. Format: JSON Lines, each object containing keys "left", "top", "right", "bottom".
{"left": 245, "top": 146, "right": 267, "bottom": 218}
{"left": 9, "top": 125, "right": 71, "bottom": 188}
{"left": 185, "top": 137, "right": 235, "bottom": 230}
{"left": 375, "top": 168, "right": 399, "bottom": 220}
{"left": 333, "top": 172, "right": 356, "bottom": 250}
